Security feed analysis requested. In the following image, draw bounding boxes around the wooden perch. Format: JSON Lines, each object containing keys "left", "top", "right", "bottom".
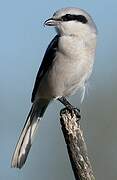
{"left": 60, "top": 108, "right": 95, "bottom": 180}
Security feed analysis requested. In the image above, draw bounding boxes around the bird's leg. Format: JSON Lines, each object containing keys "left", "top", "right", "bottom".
{"left": 58, "top": 97, "right": 81, "bottom": 119}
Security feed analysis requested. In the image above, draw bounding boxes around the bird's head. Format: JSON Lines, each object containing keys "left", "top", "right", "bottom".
{"left": 44, "top": 7, "right": 97, "bottom": 38}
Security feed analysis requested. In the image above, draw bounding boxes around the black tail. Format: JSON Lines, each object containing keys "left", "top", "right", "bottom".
{"left": 11, "top": 99, "right": 49, "bottom": 168}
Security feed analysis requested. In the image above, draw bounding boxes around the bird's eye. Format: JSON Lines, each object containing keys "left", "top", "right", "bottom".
{"left": 61, "top": 14, "right": 72, "bottom": 21}
{"left": 61, "top": 14, "right": 88, "bottom": 24}
{"left": 76, "top": 15, "right": 88, "bottom": 24}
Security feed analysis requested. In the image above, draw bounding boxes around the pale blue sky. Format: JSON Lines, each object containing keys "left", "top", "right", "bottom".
{"left": 0, "top": 0, "right": 117, "bottom": 180}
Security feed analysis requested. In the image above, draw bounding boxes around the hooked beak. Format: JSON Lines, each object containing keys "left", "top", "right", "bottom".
{"left": 44, "top": 18, "right": 59, "bottom": 26}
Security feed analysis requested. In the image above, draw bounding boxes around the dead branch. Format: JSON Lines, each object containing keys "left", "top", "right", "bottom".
{"left": 60, "top": 108, "right": 95, "bottom": 180}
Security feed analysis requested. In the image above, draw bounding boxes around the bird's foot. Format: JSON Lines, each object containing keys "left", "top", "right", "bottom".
{"left": 58, "top": 97, "right": 81, "bottom": 120}
{"left": 60, "top": 106, "right": 81, "bottom": 120}
{"left": 67, "top": 105, "right": 81, "bottom": 120}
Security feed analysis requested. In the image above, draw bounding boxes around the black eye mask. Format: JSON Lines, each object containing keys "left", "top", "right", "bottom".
{"left": 61, "top": 14, "right": 88, "bottom": 24}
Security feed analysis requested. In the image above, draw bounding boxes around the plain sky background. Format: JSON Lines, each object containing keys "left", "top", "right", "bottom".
{"left": 0, "top": 0, "right": 117, "bottom": 179}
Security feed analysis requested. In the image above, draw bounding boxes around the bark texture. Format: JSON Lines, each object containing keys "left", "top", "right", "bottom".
{"left": 60, "top": 108, "right": 95, "bottom": 180}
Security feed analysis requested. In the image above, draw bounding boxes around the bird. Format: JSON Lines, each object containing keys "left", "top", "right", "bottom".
{"left": 11, "top": 7, "right": 97, "bottom": 169}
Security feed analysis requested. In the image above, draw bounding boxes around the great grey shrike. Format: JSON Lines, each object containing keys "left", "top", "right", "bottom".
{"left": 11, "top": 7, "right": 97, "bottom": 168}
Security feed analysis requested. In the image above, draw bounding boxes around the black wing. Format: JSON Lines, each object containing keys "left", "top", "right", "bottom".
{"left": 31, "top": 35, "right": 59, "bottom": 103}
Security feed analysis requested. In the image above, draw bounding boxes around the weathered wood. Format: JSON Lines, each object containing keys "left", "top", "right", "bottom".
{"left": 60, "top": 108, "right": 95, "bottom": 180}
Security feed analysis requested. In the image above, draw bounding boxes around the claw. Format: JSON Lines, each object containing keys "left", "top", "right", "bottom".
{"left": 71, "top": 107, "right": 81, "bottom": 119}
{"left": 65, "top": 105, "right": 81, "bottom": 120}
